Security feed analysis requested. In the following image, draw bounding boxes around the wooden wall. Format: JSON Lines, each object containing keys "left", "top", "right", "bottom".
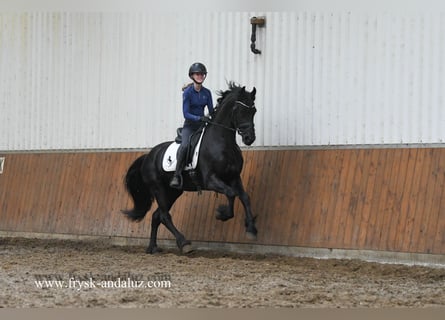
{"left": 0, "top": 147, "right": 444, "bottom": 255}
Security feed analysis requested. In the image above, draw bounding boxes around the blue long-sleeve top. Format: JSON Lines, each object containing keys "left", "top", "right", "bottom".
{"left": 182, "top": 85, "right": 214, "bottom": 122}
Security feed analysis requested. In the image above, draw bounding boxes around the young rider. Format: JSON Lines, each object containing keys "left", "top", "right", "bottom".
{"left": 170, "top": 62, "right": 214, "bottom": 189}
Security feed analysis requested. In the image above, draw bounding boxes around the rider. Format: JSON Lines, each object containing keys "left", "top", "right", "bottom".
{"left": 170, "top": 62, "right": 214, "bottom": 189}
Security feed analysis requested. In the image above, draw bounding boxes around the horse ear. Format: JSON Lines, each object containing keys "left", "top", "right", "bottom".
{"left": 251, "top": 87, "right": 256, "bottom": 99}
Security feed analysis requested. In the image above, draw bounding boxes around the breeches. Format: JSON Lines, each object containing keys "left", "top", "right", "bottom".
{"left": 177, "top": 122, "right": 200, "bottom": 158}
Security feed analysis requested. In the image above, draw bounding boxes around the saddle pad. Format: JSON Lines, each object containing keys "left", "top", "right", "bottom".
{"left": 162, "top": 128, "right": 205, "bottom": 172}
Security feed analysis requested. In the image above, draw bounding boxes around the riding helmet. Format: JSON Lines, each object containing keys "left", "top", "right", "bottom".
{"left": 188, "top": 62, "right": 207, "bottom": 77}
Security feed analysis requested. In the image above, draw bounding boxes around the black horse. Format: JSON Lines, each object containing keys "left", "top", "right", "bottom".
{"left": 122, "top": 82, "right": 258, "bottom": 254}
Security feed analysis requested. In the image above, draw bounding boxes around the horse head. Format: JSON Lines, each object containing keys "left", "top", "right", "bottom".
{"left": 214, "top": 83, "right": 257, "bottom": 146}
{"left": 233, "top": 87, "right": 256, "bottom": 146}
{"left": 232, "top": 86, "right": 257, "bottom": 146}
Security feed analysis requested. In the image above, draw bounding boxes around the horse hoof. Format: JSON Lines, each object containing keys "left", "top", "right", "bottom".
{"left": 181, "top": 244, "right": 194, "bottom": 254}
{"left": 246, "top": 232, "right": 257, "bottom": 241}
{"left": 215, "top": 212, "right": 228, "bottom": 221}
{"left": 216, "top": 205, "right": 234, "bottom": 221}
{"left": 146, "top": 246, "right": 163, "bottom": 254}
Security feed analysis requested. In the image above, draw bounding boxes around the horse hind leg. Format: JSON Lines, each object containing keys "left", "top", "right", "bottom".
{"left": 146, "top": 208, "right": 163, "bottom": 254}
{"left": 159, "top": 211, "right": 193, "bottom": 254}
{"left": 155, "top": 188, "right": 193, "bottom": 254}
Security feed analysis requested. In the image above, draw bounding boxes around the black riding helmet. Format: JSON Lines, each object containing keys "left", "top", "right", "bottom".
{"left": 188, "top": 62, "right": 207, "bottom": 78}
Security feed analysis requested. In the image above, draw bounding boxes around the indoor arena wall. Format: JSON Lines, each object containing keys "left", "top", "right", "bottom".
{"left": 1, "top": 147, "right": 443, "bottom": 255}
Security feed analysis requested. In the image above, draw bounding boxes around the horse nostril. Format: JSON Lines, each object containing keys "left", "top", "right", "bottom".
{"left": 243, "top": 134, "right": 255, "bottom": 145}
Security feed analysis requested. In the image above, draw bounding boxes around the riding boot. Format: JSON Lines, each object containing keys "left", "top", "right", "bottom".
{"left": 170, "top": 146, "right": 187, "bottom": 189}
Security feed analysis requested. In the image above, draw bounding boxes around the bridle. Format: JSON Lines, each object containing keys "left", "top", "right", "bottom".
{"left": 233, "top": 100, "right": 256, "bottom": 135}
{"left": 235, "top": 100, "right": 254, "bottom": 109}
{"left": 206, "top": 100, "right": 256, "bottom": 134}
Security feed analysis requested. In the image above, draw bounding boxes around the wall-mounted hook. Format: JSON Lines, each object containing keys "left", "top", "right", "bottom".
{"left": 250, "top": 16, "right": 266, "bottom": 54}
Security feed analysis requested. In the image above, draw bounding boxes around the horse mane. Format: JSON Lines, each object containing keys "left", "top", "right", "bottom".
{"left": 212, "top": 81, "right": 243, "bottom": 117}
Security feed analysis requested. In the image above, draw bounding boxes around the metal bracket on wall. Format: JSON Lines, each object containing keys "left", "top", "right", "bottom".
{"left": 250, "top": 16, "right": 266, "bottom": 54}
{"left": 0, "top": 157, "right": 4, "bottom": 174}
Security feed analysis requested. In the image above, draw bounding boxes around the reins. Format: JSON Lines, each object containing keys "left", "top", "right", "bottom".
{"left": 206, "top": 120, "right": 236, "bottom": 132}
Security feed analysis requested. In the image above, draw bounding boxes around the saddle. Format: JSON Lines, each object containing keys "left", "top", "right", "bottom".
{"left": 175, "top": 126, "right": 204, "bottom": 164}
{"left": 162, "top": 126, "right": 206, "bottom": 173}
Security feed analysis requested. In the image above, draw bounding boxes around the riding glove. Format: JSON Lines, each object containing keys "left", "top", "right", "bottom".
{"left": 200, "top": 116, "right": 211, "bottom": 123}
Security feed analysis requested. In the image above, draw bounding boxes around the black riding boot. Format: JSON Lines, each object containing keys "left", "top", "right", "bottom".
{"left": 170, "top": 146, "right": 187, "bottom": 189}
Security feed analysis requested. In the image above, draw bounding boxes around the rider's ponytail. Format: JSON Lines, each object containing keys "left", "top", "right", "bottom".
{"left": 182, "top": 83, "right": 193, "bottom": 91}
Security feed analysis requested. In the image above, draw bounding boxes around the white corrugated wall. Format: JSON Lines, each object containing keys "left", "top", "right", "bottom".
{"left": 1, "top": 10, "right": 445, "bottom": 150}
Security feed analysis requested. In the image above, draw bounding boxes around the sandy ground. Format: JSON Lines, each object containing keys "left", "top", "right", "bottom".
{"left": 0, "top": 237, "right": 444, "bottom": 308}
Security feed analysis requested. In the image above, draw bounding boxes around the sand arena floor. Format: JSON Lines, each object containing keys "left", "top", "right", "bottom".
{"left": 0, "top": 237, "right": 444, "bottom": 308}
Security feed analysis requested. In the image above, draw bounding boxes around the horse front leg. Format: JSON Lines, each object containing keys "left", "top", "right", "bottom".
{"left": 215, "top": 195, "right": 235, "bottom": 221}
{"left": 207, "top": 174, "right": 257, "bottom": 240}
{"left": 233, "top": 178, "right": 257, "bottom": 240}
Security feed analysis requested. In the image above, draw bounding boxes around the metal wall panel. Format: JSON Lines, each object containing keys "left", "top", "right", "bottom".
{"left": 0, "top": 12, "right": 183, "bottom": 150}
{"left": 1, "top": 10, "right": 445, "bottom": 150}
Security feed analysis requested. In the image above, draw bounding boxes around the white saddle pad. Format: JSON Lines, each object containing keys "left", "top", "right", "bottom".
{"left": 162, "top": 128, "right": 205, "bottom": 172}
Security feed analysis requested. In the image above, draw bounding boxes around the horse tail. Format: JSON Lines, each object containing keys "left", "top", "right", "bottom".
{"left": 121, "top": 154, "right": 154, "bottom": 221}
